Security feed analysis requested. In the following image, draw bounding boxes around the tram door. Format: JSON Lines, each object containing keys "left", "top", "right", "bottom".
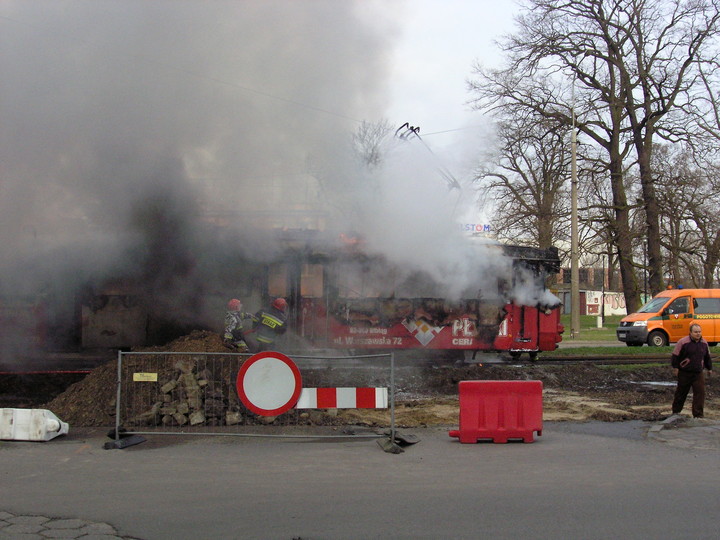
{"left": 267, "top": 261, "right": 325, "bottom": 339}
{"left": 513, "top": 305, "right": 539, "bottom": 348}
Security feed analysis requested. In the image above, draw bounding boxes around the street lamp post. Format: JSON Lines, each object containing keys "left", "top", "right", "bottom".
{"left": 571, "top": 86, "right": 580, "bottom": 338}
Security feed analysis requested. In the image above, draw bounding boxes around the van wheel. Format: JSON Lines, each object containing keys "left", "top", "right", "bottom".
{"left": 708, "top": 342, "right": 718, "bottom": 347}
{"left": 647, "top": 331, "right": 669, "bottom": 347}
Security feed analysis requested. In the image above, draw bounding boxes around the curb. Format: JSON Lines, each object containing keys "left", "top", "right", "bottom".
{"left": 646, "top": 415, "right": 720, "bottom": 450}
{"left": 647, "top": 413, "right": 685, "bottom": 437}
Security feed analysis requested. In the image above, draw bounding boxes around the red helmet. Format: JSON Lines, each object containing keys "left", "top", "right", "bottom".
{"left": 227, "top": 299, "right": 242, "bottom": 311}
{"left": 271, "top": 298, "right": 287, "bottom": 312}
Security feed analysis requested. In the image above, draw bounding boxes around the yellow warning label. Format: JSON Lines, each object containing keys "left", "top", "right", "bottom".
{"left": 133, "top": 372, "right": 158, "bottom": 382}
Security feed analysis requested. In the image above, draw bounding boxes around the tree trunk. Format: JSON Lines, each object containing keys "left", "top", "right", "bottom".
{"left": 636, "top": 133, "right": 665, "bottom": 295}
{"left": 704, "top": 232, "right": 720, "bottom": 288}
{"left": 609, "top": 151, "right": 641, "bottom": 312}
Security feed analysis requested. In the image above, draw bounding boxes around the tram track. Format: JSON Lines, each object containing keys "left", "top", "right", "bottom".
{"left": 534, "top": 351, "right": 719, "bottom": 365}
{"left": 528, "top": 357, "right": 666, "bottom": 366}
{"left": 530, "top": 354, "right": 670, "bottom": 365}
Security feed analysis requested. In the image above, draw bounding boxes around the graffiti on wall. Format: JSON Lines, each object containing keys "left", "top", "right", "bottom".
{"left": 585, "top": 291, "right": 627, "bottom": 316}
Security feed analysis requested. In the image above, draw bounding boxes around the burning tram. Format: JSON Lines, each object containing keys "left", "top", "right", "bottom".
{"left": 265, "top": 240, "right": 564, "bottom": 360}
{"left": 0, "top": 235, "right": 563, "bottom": 364}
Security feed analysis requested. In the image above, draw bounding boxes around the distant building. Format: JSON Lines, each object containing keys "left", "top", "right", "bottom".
{"left": 555, "top": 266, "right": 628, "bottom": 316}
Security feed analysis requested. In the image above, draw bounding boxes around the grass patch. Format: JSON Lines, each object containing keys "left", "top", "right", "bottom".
{"left": 560, "top": 314, "right": 624, "bottom": 341}
{"left": 545, "top": 346, "right": 673, "bottom": 357}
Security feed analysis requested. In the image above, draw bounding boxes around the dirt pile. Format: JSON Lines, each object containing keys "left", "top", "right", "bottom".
{"left": 43, "top": 331, "right": 235, "bottom": 427}
{"left": 34, "top": 331, "right": 719, "bottom": 426}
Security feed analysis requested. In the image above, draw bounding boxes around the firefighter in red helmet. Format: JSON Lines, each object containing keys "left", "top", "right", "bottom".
{"left": 223, "top": 298, "right": 252, "bottom": 352}
{"left": 243, "top": 297, "right": 288, "bottom": 352}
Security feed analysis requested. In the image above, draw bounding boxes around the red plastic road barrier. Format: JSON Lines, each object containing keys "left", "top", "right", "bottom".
{"left": 449, "top": 380, "right": 543, "bottom": 443}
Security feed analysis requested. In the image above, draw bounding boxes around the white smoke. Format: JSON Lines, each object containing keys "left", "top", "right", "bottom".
{"left": 0, "top": 1, "right": 544, "bottom": 356}
{"left": 346, "top": 137, "right": 511, "bottom": 300}
{"left": 0, "top": 1, "right": 399, "bottom": 321}
{"left": 509, "top": 266, "right": 562, "bottom": 309}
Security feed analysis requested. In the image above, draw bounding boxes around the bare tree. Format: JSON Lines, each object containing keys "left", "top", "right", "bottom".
{"left": 653, "top": 145, "right": 720, "bottom": 286}
{"left": 469, "top": 13, "right": 640, "bottom": 309}
{"left": 351, "top": 119, "right": 393, "bottom": 169}
{"left": 610, "top": 0, "right": 720, "bottom": 294}
{"left": 312, "top": 119, "right": 393, "bottom": 228}
{"left": 680, "top": 40, "right": 720, "bottom": 154}
{"left": 469, "top": 0, "right": 719, "bottom": 311}
{"left": 580, "top": 147, "right": 636, "bottom": 291}
{"left": 478, "top": 114, "right": 571, "bottom": 249}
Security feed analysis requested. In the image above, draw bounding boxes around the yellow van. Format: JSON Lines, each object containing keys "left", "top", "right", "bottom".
{"left": 616, "top": 288, "right": 720, "bottom": 346}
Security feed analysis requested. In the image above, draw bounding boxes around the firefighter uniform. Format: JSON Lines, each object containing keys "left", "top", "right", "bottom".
{"left": 244, "top": 299, "right": 288, "bottom": 352}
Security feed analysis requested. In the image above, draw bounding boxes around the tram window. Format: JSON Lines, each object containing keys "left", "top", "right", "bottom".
{"left": 334, "top": 264, "right": 365, "bottom": 298}
{"left": 268, "top": 265, "right": 287, "bottom": 297}
{"left": 301, "top": 264, "right": 323, "bottom": 297}
{"left": 333, "top": 263, "right": 379, "bottom": 298}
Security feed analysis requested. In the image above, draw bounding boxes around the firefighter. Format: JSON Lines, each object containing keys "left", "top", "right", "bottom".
{"left": 223, "top": 298, "right": 252, "bottom": 352}
{"left": 243, "top": 297, "right": 288, "bottom": 352}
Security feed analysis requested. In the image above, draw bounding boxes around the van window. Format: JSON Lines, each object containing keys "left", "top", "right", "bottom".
{"left": 666, "top": 297, "right": 690, "bottom": 315}
{"left": 638, "top": 297, "right": 671, "bottom": 313}
{"left": 694, "top": 297, "right": 720, "bottom": 314}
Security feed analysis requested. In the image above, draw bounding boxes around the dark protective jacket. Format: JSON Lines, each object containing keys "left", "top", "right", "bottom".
{"left": 671, "top": 335, "right": 712, "bottom": 372}
{"left": 247, "top": 305, "right": 287, "bottom": 345}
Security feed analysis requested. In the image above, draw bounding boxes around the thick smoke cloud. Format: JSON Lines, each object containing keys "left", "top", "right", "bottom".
{"left": 0, "top": 0, "right": 524, "bottom": 357}
{"left": 1, "top": 1, "right": 397, "bottom": 327}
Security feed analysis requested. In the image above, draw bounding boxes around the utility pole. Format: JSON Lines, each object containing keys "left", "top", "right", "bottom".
{"left": 601, "top": 254, "right": 606, "bottom": 327}
{"left": 571, "top": 83, "right": 580, "bottom": 339}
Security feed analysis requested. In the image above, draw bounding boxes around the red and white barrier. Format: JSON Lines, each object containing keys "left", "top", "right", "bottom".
{"left": 296, "top": 387, "right": 388, "bottom": 409}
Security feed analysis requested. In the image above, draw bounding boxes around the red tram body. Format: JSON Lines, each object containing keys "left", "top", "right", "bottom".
{"left": 270, "top": 242, "right": 564, "bottom": 359}
{"left": 0, "top": 237, "right": 564, "bottom": 362}
{"left": 297, "top": 299, "right": 563, "bottom": 358}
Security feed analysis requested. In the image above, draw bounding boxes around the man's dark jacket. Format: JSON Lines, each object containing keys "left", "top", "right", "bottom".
{"left": 671, "top": 335, "right": 712, "bottom": 372}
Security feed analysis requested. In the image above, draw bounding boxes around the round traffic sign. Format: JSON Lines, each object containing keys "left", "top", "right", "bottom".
{"left": 235, "top": 351, "right": 302, "bottom": 416}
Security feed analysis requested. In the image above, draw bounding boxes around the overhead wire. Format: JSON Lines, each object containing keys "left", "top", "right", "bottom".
{"left": 1, "top": 9, "right": 475, "bottom": 203}
{"left": 394, "top": 123, "right": 462, "bottom": 190}
{"left": 394, "top": 122, "right": 466, "bottom": 218}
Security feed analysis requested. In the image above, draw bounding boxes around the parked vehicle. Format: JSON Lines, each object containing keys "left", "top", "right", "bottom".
{"left": 616, "top": 288, "right": 720, "bottom": 347}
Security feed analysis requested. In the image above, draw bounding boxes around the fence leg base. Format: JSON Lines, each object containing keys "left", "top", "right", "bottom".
{"left": 377, "top": 438, "right": 404, "bottom": 453}
{"left": 382, "top": 429, "right": 420, "bottom": 445}
{"left": 103, "top": 434, "right": 146, "bottom": 450}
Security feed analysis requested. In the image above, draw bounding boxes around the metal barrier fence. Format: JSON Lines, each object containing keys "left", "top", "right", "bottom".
{"left": 113, "top": 351, "right": 396, "bottom": 441}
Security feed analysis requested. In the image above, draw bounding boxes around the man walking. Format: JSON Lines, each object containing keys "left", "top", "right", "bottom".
{"left": 671, "top": 323, "right": 713, "bottom": 418}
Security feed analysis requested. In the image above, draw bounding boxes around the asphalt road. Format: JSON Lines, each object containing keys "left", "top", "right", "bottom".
{"left": 1, "top": 423, "right": 718, "bottom": 540}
